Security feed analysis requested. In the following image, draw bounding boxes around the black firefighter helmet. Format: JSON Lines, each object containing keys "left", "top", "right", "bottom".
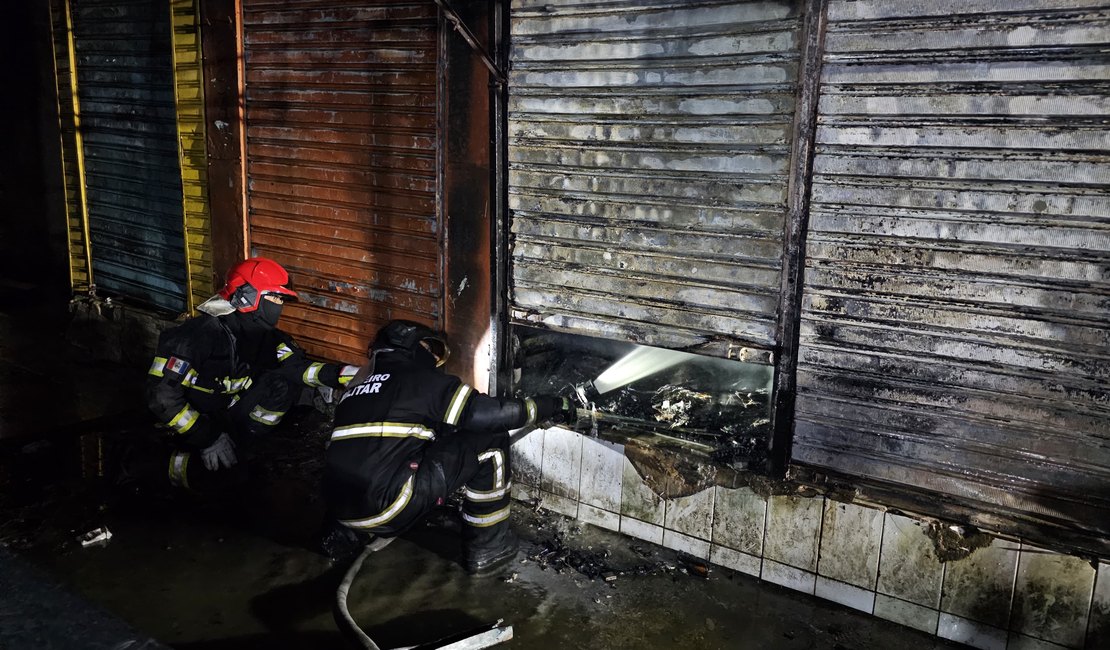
{"left": 371, "top": 319, "right": 450, "bottom": 367}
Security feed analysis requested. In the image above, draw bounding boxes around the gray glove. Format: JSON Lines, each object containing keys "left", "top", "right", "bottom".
{"left": 201, "top": 432, "right": 238, "bottom": 471}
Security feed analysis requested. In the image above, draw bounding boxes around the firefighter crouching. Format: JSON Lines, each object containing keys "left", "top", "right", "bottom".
{"left": 126, "top": 257, "right": 359, "bottom": 494}
{"left": 322, "top": 320, "right": 575, "bottom": 575}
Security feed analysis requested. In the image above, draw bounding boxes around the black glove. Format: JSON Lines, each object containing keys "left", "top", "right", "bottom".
{"left": 531, "top": 395, "right": 577, "bottom": 425}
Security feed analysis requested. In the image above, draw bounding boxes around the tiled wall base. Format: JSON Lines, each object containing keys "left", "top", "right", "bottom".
{"left": 511, "top": 426, "right": 1109, "bottom": 650}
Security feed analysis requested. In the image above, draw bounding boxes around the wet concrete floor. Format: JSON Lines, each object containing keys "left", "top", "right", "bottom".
{"left": 0, "top": 295, "right": 971, "bottom": 649}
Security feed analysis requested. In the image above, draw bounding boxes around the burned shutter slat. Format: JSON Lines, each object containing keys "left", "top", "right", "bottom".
{"left": 241, "top": 0, "right": 440, "bottom": 363}
{"left": 508, "top": 0, "right": 803, "bottom": 354}
{"left": 72, "top": 0, "right": 188, "bottom": 312}
{"left": 794, "top": 0, "right": 1110, "bottom": 551}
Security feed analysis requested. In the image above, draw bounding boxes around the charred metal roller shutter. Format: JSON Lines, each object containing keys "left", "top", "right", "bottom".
{"left": 793, "top": 0, "right": 1110, "bottom": 549}
{"left": 508, "top": 0, "right": 804, "bottom": 355}
{"left": 72, "top": 0, "right": 188, "bottom": 312}
{"left": 241, "top": 1, "right": 441, "bottom": 363}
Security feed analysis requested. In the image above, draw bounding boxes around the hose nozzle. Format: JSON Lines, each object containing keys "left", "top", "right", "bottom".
{"left": 573, "top": 380, "right": 599, "bottom": 408}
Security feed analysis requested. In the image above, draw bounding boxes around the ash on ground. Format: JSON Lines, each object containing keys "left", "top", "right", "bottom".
{"left": 513, "top": 329, "right": 771, "bottom": 471}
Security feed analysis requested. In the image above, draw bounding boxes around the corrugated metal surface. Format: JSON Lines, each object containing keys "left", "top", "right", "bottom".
{"left": 507, "top": 0, "right": 804, "bottom": 356}
{"left": 169, "top": 0, "right": 213, "bottom": 311}
{"left": 49, "top": 0, "right": 92, "bottom": 294}
{"left": 71, "top": 0, "right": 189, "bottom": 312}
{"left": 793, "top": 0, "right": 1110, "bottom": 545}
{"left": 241, "top": 0, "right": 442, "bottom": 363}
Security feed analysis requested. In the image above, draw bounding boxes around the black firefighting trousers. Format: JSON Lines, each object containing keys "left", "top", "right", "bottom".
{"left": 349, "top": 429, "right": 513, "bottom": 547}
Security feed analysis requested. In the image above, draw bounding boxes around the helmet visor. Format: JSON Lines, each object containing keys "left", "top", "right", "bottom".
{"left": 268, "top": 283, "right": 298, "bottom": 301}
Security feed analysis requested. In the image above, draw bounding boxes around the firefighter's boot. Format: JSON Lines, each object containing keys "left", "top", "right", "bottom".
{"left": 463, "top": 522, "right": 519, "bottom": 576}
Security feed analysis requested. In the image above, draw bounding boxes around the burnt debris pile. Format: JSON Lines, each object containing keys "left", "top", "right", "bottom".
{"left": 522, "top": 521, "right": 711, "bottom": 583}
{"left": 514, "top": 329, "right": 771, "bottom": 471}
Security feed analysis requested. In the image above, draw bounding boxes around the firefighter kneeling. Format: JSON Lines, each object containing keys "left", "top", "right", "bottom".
{"left": 322, "top": 320, "right": 574, "bottom": 575}
{"left": 125, "top": 257, "right": 358, "bottom": 495}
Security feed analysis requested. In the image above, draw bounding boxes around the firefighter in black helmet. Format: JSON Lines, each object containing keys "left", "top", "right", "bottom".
{"left": 128, "top": 257, "right": 360, "bottom": 493}
{"left": 322, "top": 319, "right": 575, "bottom": 575}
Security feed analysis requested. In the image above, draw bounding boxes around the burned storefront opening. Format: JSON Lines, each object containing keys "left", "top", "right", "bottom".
{"left": 510, "top": 325, "right": 773, "bottom": 472}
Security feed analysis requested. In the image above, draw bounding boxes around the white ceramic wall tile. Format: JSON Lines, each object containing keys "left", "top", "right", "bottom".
{"left": 1088, "top": 561, "right": 1110, "bottom": 650}
{"left": 762, "top": 559, "right": 816, "bottom": 595}
{"left": 539, "top": 426, "right": 583, "bottom": 501}
{"left": 620, "top": 515, "right": 664, "bottom": 546}
{"left": 1011, "top": 545, "right": 1095, "bottom": 648}
{"left": 578, "top": 503, "right": 620, "bottom": 533}
{"left": 712, "top": 486, "right": 766, "bottom": 557}
{"left": 620, "top": 456, "right": 665, "bottom": 526}
{"left": 578, "top": 436, "right": 624, "bottom": 512}
{"left": 662, "top": 529, "right": 711, "bottom": 560}
{"left": 510, "top": 426, "right": 545, "bottom": 488}
{"left": 764, "top": 494, "right": 823, "bottom": 572}
{"left": 815, "top": 575, "right": 876, "bottom": 614}
{"left": 710, "top": 544, "right": 761, "bottom": 578}
{"left": 937, "top": 612, "right": 1007, "bottom": 650}
{"left": 537, "top": 490, "right": 579, "bottom": 520}
{"left": 941, "top": 539, "right": 1020, "bottom": 629}
{"left": 663, "top": 487, "right": 714, "bottom": 542}
{"left": 511, "top": 483, "right": 540, "bottom": 504}
{"left": 877, "top": 513, "right": 945, "bottom": 608}
{"left": 1007, "top": 633, "right": 1072, "bottom": 650}
{"left": 873, "top": 594, "right": 939, "bottom": 635}
{"left": 818, "top": 500, "right": 883, "bottom": 589}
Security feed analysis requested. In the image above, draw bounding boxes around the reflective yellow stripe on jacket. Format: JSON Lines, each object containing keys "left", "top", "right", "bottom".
{"left": 444, "top": 384, "right": 473, "bottom": 426}
{"left": 338, "top": 365, "right": 359, "bottom": 386}
{"left": 167, "top": 404, "right": 200, "bottom": 434}
{"left": 330, "top": 422, "right": 435, "bottom": 442}
{"left": 303, "top": 362, "right": 325, "bottom": 386}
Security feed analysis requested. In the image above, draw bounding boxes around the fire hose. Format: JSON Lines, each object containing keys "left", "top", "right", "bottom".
{"left": 333, "top": 532, "right": 514, "bottom": 650}
{"left": 334, "top": 536, "right": 396, "bottom": 650}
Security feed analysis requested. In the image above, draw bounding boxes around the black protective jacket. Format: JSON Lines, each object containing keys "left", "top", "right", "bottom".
{"left": 324, "top": 349, "right": 561, "bottom": 519}
{"left": 146, "top": 310, "right": 352, "bottom": 450}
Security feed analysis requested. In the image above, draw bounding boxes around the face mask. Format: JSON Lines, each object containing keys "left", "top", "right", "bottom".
{"left": 257, "top": 298, "right": 284, "bottom": 329}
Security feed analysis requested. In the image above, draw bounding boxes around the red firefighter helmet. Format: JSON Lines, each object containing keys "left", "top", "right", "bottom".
{"left": 218, "top": 257, "right": 298, "bottom": 312}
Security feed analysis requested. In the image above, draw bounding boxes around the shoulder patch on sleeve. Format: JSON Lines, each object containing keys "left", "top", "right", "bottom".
{"left": 165, "top": 356, "right": 191, "bottom": 377}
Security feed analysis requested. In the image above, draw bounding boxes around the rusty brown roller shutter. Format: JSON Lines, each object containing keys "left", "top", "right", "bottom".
{"left": 507, "top": 0, "right": 805, "bottom": 355}
{"left": 241, "top": 0, "right": 441, "bottom": 363}
{"left": 793, "top": 0, "right": 1110, "bottom": 552}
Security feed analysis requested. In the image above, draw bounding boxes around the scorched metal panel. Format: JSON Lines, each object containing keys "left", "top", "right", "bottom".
{"left": 70, "top": 0, "right": 188, "bottom": 312}
{"left": 241, "top": 0, "right": 442, "bottom": 364}
{"left": 792, "top": 0, "right": 1110, "bottom": 552}
{"left": 507, "top": 0, "right": 804, "bottom": 354}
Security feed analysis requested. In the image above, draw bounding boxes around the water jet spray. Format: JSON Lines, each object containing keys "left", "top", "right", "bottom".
{"left": 574, "top": 346, "right": 690, "bottom": 406}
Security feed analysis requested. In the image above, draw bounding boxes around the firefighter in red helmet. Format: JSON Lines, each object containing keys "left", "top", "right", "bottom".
{"left": 128, "top": 257, "right": 359, "bottom": 493}
{"left": 321, "top": 319, "right": 575, "bottom": 575}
